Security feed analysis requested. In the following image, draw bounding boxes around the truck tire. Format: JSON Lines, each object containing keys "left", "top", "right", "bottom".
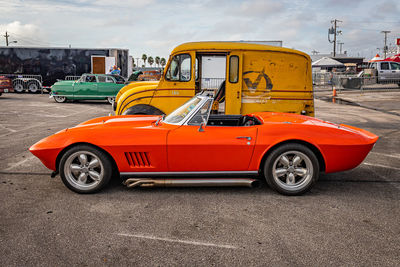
{"left": 27, "top": 80, "right": 41, "bottom": 93}
{"left": 13, "top": 81, "right": 24, "bottom": 93}
{"left": 122, "top": 104, "right": 164, "bottom": 115}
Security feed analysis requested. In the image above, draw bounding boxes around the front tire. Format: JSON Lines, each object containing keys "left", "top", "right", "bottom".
{"left": 264, "top": 143, "right": 319, "bottom": 195}
{"left": 59, "top": 145, "right": 113, "bottom": 194}
{"left": 13, "top": 81, "right": 24, "bottom": 93}
{"left": 54, "top": 96, "right": 67, "bottom": 103}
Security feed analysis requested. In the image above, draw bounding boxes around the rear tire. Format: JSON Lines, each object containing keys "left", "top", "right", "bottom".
{"left": 263, "top": 143, "right": 319, "bottom": 195}
{"left": 59, "top": 145, "right": 113, "bottom": 194}
{"left": 27, "top": 81, "right": 41, "bottom": 93}
{"left": 54, "top": 96, "right": 67, "bottom": 103}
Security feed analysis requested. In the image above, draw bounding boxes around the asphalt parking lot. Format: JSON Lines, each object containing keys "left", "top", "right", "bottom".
{"left": 1, "top": 92, "right": 399, "bottom": 266}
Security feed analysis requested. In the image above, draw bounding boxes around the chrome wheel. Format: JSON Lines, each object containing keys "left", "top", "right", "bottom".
{"left": 272, "top": 151, "right": 313, "bottom": 191}
{"left": 107, "top": 97, "right": 115, "bottom": 104}
{"left": 264, "top": 143, "right": 319, "bottom": 195}
{"left": 63, "top": 151, "right": 104, "bottom": 191}
{"left": 54, "top": 96, "right": 67, "bottom": 103}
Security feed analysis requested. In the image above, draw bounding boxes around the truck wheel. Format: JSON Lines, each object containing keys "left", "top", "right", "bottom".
{"left": 122, "top": 104, "right": 164, "bottom": 115}
{"left": 263, "top": 143, "right": 319, "bottom": 195}
{"left": 54, "top": 96, "right": 67, "bottom": 103}
{"left": 13, "top": 81, "right": 24, "bottom": 93}
{"left": 59, "top": 145, "right": 113, "bottom": 194}
{"left": 27, "top": 81, "right": 41, "bottom": 93}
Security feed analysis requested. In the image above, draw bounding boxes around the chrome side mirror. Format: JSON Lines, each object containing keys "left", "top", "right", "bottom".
{"left": 198, "top": 122, "right": 206, "bottom": 132}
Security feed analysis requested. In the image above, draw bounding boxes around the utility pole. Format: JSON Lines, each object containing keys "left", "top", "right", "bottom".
{"left": 381, "top": 30, "right": 391, "bottom": 58}
{"left": 135, "top": 58, "right": 140, "bottom": 68}
{"left": 338, "top": 42, "right": 344, "bottom": 54}
{"left": 4, "top": 31, "right": 9, "bottom": 46}
{"left": 328, "top": 19, "right": 342, "bottom": 57}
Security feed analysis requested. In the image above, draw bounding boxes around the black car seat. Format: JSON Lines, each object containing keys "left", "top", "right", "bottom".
{"left": 214, "top": 81, "right": 226, "bottom": 103}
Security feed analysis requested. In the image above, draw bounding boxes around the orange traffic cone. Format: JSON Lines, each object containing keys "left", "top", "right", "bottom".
{"left": 332, "top": 88, "right": 337, "bottom": 97}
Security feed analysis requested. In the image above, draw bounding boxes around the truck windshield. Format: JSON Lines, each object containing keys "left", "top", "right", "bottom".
{"left": 163, "top": 96, "right": 202, "bottom": 124}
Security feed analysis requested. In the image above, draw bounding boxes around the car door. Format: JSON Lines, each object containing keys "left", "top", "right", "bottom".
{"left": 73, "top": 74, "right": 99, "bottom": 99}
{"left": 96, "top": 75, "right": 115, "bottom": 97}
{"left": 167, "top": 100, "right": 258, "bottom": 172}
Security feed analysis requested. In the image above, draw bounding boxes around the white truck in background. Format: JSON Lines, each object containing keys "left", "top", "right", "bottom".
{"left": 365, "top": 61, "right": 400, "bottom": 86}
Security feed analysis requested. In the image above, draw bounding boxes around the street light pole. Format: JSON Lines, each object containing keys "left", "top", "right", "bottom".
{"left": 381, "top": 31, "right": 391, "bottom": 59}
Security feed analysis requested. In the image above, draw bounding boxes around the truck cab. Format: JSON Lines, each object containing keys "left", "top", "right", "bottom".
{"left": 114, "top": 42, "right": 314, "bottom": 116}
{"left": 367, "top": 61, "right": 400, "bottom": 84}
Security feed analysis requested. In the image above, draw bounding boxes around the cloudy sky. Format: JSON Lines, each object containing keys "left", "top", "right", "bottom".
{"left": 0, "top": 0, "right": 399, "bottom": 61}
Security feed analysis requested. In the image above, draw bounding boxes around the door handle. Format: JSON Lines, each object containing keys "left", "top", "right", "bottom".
{"left": 236, "top": 136, "right": 252, "bottom": 141}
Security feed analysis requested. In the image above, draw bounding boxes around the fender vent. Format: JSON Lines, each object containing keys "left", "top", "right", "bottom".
{"left": 125, "top": 152, "right": 151, "bottom": 167}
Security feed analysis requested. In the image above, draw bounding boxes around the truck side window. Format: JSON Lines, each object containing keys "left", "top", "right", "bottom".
{"left": 381, "top": 62, "right": 389, "bottom": 70}
{"left": 229, "top": 56, "right": 239, "bottom": 83}
{"left": 390, "top": 62, "right": 400, "bottom": 70}
{"left": 165, "top": 54, "right": 191, "bottom": 82}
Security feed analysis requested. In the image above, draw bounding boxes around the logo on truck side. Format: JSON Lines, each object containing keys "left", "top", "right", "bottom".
{"left": 243, "top": 68, "right": 273, "bottom": 97}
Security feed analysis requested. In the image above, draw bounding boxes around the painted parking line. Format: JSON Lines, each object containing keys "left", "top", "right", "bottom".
{"left": 370, "top": 152, "right": 400, "bottom": 159}
{"left": 4, "top": 155, "right": 36, "bottom": 171}
{"left": 363, "top": 162, "right": 400, "bottom": 171}
{"left": 117, "top": 233, "right": 238, "bottom": 249}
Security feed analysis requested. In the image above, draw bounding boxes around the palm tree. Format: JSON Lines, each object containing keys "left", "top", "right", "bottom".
{"left": 142, "top": 54, "right": 147, "bottom": 67}
{"left": 148, "top": 56, "right": 154, "bottom": 67}
{"left": 160, "top": 57, "right": 166, "bottom": 68}
{"left": 155, "top": 56, "right": 160, "bottom": 67}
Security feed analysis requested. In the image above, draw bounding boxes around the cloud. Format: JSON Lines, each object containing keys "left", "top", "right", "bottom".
{"left": 0, "top": 21, "right": 47, "bottom": 46}
{"left": 239, "top": 0, "right": 285, "bottom": 16}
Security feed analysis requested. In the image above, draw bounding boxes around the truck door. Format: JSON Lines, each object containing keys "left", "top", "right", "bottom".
{"left": 225, "top": 52, "right": 243, "bottom": 114}
{"left": 378, "top": 62, "right": 391, "bottom": 82}
{"left": 151, "top": 52, "right": 195, "bottom": 115}
{"left": 389, "top": 62, "right": 400, "bottom": 82}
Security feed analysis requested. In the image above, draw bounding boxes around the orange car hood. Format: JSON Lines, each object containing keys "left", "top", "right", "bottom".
{"left": 74, "top": 115, "right": 162, "bottom": 129}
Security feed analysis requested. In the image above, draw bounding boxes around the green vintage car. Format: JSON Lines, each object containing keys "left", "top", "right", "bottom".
{"left": 51, "top": 74, "right": 126, "bottom": 104}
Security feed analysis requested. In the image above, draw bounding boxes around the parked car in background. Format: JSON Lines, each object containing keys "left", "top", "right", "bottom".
{"left": 51, "top": 74, "right": 126, "bottom": 104}
{"left": 0, "top": 76, "right": 14, "bottom": 96}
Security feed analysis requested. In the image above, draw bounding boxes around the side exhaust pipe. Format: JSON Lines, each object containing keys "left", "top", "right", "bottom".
{"left": 124, "top": 178, "right": 260, "bottom": 188}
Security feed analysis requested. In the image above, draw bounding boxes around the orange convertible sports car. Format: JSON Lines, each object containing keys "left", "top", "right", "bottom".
{"left": 30, "top": 95, "right": 378, "bottom": 195}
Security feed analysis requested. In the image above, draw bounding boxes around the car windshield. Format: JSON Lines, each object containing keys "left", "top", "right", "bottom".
{"left": 163, "top": 97, "right": 202, "bottom": 124}
{"left": 112, "top": 75, "right": 126, "bottom": 83}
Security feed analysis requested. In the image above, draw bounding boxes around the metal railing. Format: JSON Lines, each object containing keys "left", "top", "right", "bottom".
{"left": 0, "top": 74, "right": 43, "bottom": 93}
{"left": 313, "top": 72, "right": 400, "bottom": 92}
{"left": 65, "top": 75, "right": 81, "bottom": 81}
{"left": 200, "top": 78, "right": 225, "bottom": 95}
